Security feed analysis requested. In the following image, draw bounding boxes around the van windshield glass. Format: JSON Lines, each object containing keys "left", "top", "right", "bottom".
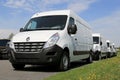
{"left": 93, "top": 37, "right": 99, "bottom": 44}
{"left": 23, "top": 15, "right": 67, "bottom": 31}
{"left": 107, "top": 43, "right": 110, "bottom": 47}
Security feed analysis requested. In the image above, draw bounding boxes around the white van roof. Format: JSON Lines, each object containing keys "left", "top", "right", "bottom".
{"left": 92, "top": 33, "right": 101, "bottom": 37}
{"left": 32, "top": 10, "right": 71, "bottom": 18}
{"left": 106, "top": 40, "right": 110, "bottom": 43}
{"left": 31, "top": 10, "right": 91, "bottom": 29}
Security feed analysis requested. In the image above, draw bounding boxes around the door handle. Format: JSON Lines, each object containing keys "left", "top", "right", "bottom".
{"left": 75, "top": 38, "right": 77, "bottom": 40}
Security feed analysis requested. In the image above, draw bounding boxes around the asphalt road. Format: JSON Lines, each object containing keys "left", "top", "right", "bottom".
{"left": 0, "top": 60, "right": 58, "bottom": 80}
{"left": 0, "top": 59, "right": 89, "bottom": 80}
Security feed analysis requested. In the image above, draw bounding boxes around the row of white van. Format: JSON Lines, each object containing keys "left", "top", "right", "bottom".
{"left": 92, "top": 33, "right": 117, "bottom": 60}
{"left": 9, "top": 10, "right": 117, "bottom": 71}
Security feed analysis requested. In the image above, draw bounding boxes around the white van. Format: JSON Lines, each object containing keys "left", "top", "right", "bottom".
{"left": 92, "top": 33, "right": 107, "bottom": 60}
{"left": 106, "top": 40, "right": 117, "bottom": 57}
{"left": 106, "top": 40, "right": 112, "bottom": 57}
{"left": 111, "top": 43, "right": 117, "bottom": 56}
{"left": 9, "top": 10, "right": 93, "bottom": 71}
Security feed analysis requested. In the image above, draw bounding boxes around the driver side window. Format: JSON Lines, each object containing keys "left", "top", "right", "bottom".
{"left": 69, "top": 17, "right": 75, "bottom": 26}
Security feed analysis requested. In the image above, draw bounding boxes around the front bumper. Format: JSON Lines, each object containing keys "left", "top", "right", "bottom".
{"left": 9, "top": 45, "right": 63, "bottom": 65}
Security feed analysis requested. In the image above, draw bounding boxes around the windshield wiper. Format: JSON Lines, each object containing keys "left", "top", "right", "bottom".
{"left": 23, "top": 26, "right": 62, "bottom": 31}
{"left": 35, "top": 27, "right": 52, "bottom": 30}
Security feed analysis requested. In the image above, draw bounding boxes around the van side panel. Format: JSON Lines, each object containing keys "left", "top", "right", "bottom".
{"left": 67, "top": 13, "right": 93, "bottom": 61}
{"left": 72, "top": 20, "right": 92, "bottom": 60}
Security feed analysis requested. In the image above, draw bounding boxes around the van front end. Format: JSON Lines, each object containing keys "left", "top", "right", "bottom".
{"left": 92, "top": 44, "right": 101, "bottom": 60}
{"left": 9, "top": 30, "right": 70, "bottom": 71}
{"left": 9, "top": 43, "right": 63, "bottom": 65}
{"left": 92, "top": 51, "right": 101, "bottom": 59}
{"left": 9, "top": 30, "right": 65, "bottom": 65}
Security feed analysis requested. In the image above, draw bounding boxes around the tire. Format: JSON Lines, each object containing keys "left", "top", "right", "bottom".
{"left": 12, "top": 64, "right": 25, "bottom": 70}
{"left": 107, "top": 52, "right": 111, "bottom": 58}
{"left": 86, "top": 54, "right": 93, "bottom": 63}
{"left": 97, "top": 53, "right": 102, "bottom": 60}
{"left": 115, "top": 53, "right": 117, "bottom": 56}
{"left": 59, "top": 51, "right": 70, "bottom": 71}
{"left": 113, "top": 52, "right": 117, "bottom": 56}
{"left": 105, "top": 53, "right": 108, "bottom": 59}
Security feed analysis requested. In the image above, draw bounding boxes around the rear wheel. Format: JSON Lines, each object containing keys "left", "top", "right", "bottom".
{"left": 107, "top": 52, "right": 111, "bottom": 58}
{"left": 86, "top": 53, "right": 93, "bottom": 63}
{"left": 105, "top": 53, "right": 108, "bottom": 59}
{"left": 114, "top": 52, "right": 117, "bottom": 56}
{"left": 59, "top": 51, "right": 70, "bottom": 71}
{"left": 12, "top": 64, "right": 25, "bottom": 70}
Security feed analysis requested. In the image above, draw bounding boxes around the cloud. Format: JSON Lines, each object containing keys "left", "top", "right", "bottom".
{"left": 68, "top": 0, "right": 97, "bottom": 13}
{"left": 2, "top": 0, "right": 97, "bottom": 13}
{"left": 0, "top": 29, "right": 18, "bottom": 39}
{"left": 90, "top": 10, "right": 120, "bottom": 47}
{"left": 3, "top": 0, "right": 34, "bottom": 11}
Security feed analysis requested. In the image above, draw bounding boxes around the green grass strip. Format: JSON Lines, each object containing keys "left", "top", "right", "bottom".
{"left": 45, "top": 50, "right": 120, "bottom": 80}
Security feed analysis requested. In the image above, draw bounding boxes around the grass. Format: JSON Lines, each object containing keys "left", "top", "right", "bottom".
{"left": 45, "top": 50, "right": 120, "bottom": 80}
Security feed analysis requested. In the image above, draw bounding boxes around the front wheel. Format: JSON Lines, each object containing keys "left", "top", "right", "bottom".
{"left": 12, "top": 64, "right": 25, "bottom": 70}
{"left": 97, "top": 53, "right": 102, "bottom": 60}
{"left": 59, "top": 51, "right": 70, "bottom": 71}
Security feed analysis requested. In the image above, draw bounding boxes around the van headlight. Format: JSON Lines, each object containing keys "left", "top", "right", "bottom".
{"left": 44, "top": 33, "right": 60, "bottom": 48}
{"left": 95, "top": 46, "right": 99, "bottom": 50}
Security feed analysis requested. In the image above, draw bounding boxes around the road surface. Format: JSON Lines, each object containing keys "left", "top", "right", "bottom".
{"left": 0, "top": 59, "right": 89, "bottom": 80}
{"left": 0, "top": 60, "right": 58, "bottom": 80}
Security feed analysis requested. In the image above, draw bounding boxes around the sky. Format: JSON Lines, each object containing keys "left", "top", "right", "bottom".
{"left": 0, "top": 0, "right": 120, "bottom": 47}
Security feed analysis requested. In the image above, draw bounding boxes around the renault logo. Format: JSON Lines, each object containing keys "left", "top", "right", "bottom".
{"left": 26, "top": 37, "right": 30, "bottom": 42}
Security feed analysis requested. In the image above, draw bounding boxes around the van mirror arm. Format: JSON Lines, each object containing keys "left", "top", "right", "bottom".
{"left": 20, "top": 28, "right": 24, "bottom": 32}
{"left": 100, "top": 41, "right": 102, "bottom": 45}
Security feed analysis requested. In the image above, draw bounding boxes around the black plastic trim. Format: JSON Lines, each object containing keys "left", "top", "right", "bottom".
{"left": 9, "top": 45, "right": 63, "bottom": 65}
{"left": 73, "top": 51, "right": 89, "bottom": 55}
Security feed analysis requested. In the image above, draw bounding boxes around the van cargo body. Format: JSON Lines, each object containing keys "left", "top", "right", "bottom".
{"left": 9, "top": 10, "right": 93, "bottom": 70}
{"left": 111, "top": 43, "right": 117, "bottom": 56}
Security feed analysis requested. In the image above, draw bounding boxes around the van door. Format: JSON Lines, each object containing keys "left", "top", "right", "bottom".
{"left": 69, "top": 17, "right": 78, "bottom": 55}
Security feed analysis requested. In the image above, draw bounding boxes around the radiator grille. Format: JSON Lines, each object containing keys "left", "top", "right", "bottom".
{"left": 14, "top": 42, "right": 45, "bottom": 53}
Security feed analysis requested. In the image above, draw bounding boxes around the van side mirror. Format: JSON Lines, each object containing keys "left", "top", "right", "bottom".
{"left": 68, "top": 24, "right": 77, "bottom": 34}
{"left": 20, "top": 28, "right": 24, "bottom": 32}
{"left": 100, "top": 41, "right": 102, "bottom": 45}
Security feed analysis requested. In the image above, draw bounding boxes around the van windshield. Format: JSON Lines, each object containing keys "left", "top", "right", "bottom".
{"left": 93, "top": 37, "right": 99, "bottom": 44}
{"left": 23, "top": 15, "right": 67, "bottom": 31}
{"left": 107, "top": 42, "right": 110, "bottom": 47}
